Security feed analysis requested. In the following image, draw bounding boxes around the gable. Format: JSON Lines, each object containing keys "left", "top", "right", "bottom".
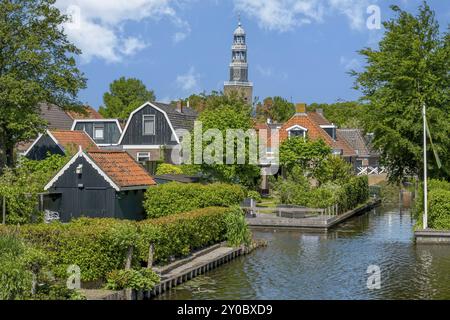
{"left": 119, "top": 102, "right": 179, "bottom": 146}
{"left": 25, "top": 134, "right": 64, "bottom": 160}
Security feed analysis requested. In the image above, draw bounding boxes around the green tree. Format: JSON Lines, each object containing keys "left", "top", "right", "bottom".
{"left": 352, "top": 3, "right": 450, "bottom": 182}
{"left": 279, "top": 137, "right": 331, "bottom": 176}
{"left": 256, "top": 97, "right": 296, "bottom": 123}
{"left": 307, "top": 101, "right": 367, "bottom": 128}
{"left": 178, "top": 90, "right": 251, "bottom": 114}
{"left": 99, "top": 77, "right": 155, "bottom": 119}
{"left": 196, "top": 101, "right": 260, "bottom": 188}
{"left": 0, "top": 0, "right": 87, "bottom": 168}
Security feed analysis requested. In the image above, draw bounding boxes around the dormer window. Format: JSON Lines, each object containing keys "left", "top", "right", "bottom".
{"left": 286, "top": 125, "right": 308, "bottom": 139}
{"left": 143, "top": 115, "right": 155, "bottom": 136}
{"left": 320, "top": 125, "right": 337, "bottom": 140}
{"left": 93, "top": 124, "right": 104, "bottom": 140}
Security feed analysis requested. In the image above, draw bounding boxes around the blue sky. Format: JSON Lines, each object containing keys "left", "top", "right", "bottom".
{"left": 55, "top": 0, "right": 449, "bottom": 109}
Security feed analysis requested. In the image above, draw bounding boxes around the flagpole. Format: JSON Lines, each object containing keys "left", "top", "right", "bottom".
{"left": 423, "top": 103, "right": 428, "bottom": 229}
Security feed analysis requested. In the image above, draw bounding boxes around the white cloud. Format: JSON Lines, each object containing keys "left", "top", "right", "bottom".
{"left": 56, "top": 0, "right": 190, "bottom": 63}
{"left": 340, "top": 56, "right": 362, "bottom": 71}
{"left": 256, "top": 65, "right": 274, "bottom": 77}
{"left": 176, "top": 67, "right": 201, "bottom": 92}
{"left": 234, "top": 0, "right": 375, "bottom": 32}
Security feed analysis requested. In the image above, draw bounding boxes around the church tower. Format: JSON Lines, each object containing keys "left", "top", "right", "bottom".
{"left": 224, "top": 17, "right": 253, "bottom": 105}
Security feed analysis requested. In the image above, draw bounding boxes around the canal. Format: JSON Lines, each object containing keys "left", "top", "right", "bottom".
{"left": 156, "top": 204, "right": 450, "bottom": 300}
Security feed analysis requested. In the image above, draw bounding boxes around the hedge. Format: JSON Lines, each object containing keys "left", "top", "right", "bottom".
{"left": 0, "top": 219, "right": 138, "bottom": 282}
{"left": 415, "top": 179, "right": 450, "bottom": 230}
{"left": 144, "top": 182, "right": 246, "bottom": 218}
{"left": 276, "top": 176, "right": 369, "bottom": 212}
{"left": 0, "top": 207, "right": 250, "bottom": 283}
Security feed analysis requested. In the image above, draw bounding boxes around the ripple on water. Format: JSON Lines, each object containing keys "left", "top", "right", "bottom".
{"left": 156, "top": 206, "right": 450, "bottom": 300}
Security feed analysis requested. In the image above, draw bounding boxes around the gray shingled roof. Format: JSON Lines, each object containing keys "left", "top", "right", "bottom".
{"left": 152, "top": 102, "right": 198, "bottom": 132}
{"left": 337, "top": 129, "right": 372, "bottom": 157}
{"left": 39, "top": 103, "right": 74, "bottom": 130}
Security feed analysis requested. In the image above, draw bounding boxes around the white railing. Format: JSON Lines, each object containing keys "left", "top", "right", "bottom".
{"left": 357, "top": 166, "right": 386, "bottom": 176}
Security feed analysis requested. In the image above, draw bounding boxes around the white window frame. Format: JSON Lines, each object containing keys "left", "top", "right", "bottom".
{"left": 137, "top": 152, "right": 151, "bottom": 163}
{"left": 93, "top": 124, "right": 104, "bottom": 140}
{"left": 142, "top": 115, "right": 156, "bottom": 136}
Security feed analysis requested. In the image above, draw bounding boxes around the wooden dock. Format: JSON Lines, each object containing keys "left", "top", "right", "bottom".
{"left": 246, "top": 199, "right": 381, "bottom": 230}
{"left": 82, "top": 242, "right": 261, "bottom": 300}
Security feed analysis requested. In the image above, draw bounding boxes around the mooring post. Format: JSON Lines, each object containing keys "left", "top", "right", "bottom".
{"left": 125, "top": 245, "right": 134, "bottom": 300}
{"left": 147, "top": 243, "right": 154, "bottom": 269}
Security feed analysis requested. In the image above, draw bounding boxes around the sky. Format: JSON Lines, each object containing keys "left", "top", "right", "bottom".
{"left": 54, "top": 0, "right": 449, "bottom": 109}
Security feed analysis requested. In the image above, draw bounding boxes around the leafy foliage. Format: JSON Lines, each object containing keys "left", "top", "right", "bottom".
{"left": 99, "top": 77, "right": 156, "bottom": 119}
{"left": 0, "top": 233, "right": 83, "bottom": 300}
{"left": 0, "top": 154, "right": 69, "bottom": 224}
{"left": 0, "top": 0, "right": 87, "bottom": 168}
{"left": 256, "top": 97, "right": 296, "bottom": 123}
{"left": 106, "top": 268, "right": 160, "bottom": 291}
{"left": 196, "top": 102, "right": 261, "bottom": 187}
{"left": 314, "top": 155, "right": 354, "bottom": 186}
{"left": 155, "top": 163, "right": 183, "bottom": 175}
{"left": 138, "top": 207, "right": 240, "bottom": 263}
{"left": 144, "top": 182, "right": 246, "bottom": 218}
{"left": 224, "top": 207, "right": 252, "bottom": 247}
{"left": 246, "top": 190, "right": 262, "bottom": 203}
{"left": 307, "top": 102, "right": 367, "bottom": 129}
{"left": 415, "top": 179, "right": 450, "bottom": 230}
{"left": 0, "top": 207, "right": 251, "bottom": 283}
{"left": 352, "top": 3, "right": 450, "bottom": 182}
{"left": 279, "top": 137, "right": 331, "bottom": 176}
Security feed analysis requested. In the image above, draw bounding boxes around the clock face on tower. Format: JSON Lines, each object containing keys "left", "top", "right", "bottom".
{"left": 233, "top": 68, "right": 241, "bottom": 80}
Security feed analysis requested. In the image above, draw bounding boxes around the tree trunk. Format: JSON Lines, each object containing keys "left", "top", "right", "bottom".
{"left": 5, "top": 144, "right": 14, "bottom": 168}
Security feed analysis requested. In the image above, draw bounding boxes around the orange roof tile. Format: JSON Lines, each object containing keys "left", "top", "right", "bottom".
{"left": 87, "top": 151, "right": 156, "bottom": 188}
{"left": 49, "top": 130, "right": 99, "bottom": 152}
{"left": 66, "top": 106, "right": 103, "bottom": 120}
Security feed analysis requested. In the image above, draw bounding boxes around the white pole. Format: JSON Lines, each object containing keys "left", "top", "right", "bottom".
{"left": 422, "top": 103, "right": 428, "bottom": 230}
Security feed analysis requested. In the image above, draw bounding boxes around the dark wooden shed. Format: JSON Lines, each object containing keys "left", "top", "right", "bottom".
{"left": 44, "top": 150, "right": 156, "bottom": 222}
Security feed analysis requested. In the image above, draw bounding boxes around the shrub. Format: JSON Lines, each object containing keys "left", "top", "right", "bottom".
{"left": 415, "top": 179, "right": 450, "bottom": 230}
{"left": 144, "top": 182, "right": 246, "bottom": 218}
{"left": 225, "top": 207, "right": 252, "bottom": 247}
{"left": 155, "top": 163, "right": 183, "bottom": 175}
{"left": 0, "top": 207, "right": 251, "bottom": 285}
{"left": 246, "top": 190, "right": 262, "bottom": 203}
{"left": 137, "top": 207, "right": 232, "bottom": 263}
{"left": 106, "top": 268, "right": 160, "bottom": 291}
{"left": 1, "top": 218, "right": 139, "bottom": 282}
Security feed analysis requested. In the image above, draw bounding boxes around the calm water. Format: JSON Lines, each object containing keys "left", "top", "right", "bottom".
{"left": 156, "top": 205, "right": 450, "bottom": 300}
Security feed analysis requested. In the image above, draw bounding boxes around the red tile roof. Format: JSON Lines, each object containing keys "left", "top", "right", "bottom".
{"left": 87, "top": 151, "right": 156, "bottom": 188}
{"left": 49, "top": 130, "right": 99, "bottom": 152}
{"left": 278, "top": 112, "right": 357, "bottom": 157}
{"left": 66, "top": 106, "right": 103, "bottom": 120}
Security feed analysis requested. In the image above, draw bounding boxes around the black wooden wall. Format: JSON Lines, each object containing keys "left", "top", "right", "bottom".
{"left": 120, "top": 105, "right": 176, "bottom": 146}
{"left": 73, "top": 121, "right": 121, "bottom": 145}
{"left": 46, "top": 156, "right": 146, "bottom": 221}
{"left": 26, "top": 135, "right": 65, "bottom": 160}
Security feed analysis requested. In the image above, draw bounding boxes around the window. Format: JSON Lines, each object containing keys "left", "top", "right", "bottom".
{"left": 143, "top": 115, "right": 155, "bottom": 136}
{"left": 137, "top": 152, "right": 151, "bottom": 163}
{"left": 289, "top": 129, "right": 305, "bottom": 138}
{"left": 93, "top": 125, "right": 104, "bottom": 140}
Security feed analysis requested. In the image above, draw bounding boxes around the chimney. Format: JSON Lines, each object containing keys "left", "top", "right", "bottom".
{"left": 296, "top": 103, "right": 307, "bottom": 114}
{"left": 176, "top": 100, "right": 183, "bottom": 113}
{"left": 266, "top": 118, "right": 272, "bottom": 125}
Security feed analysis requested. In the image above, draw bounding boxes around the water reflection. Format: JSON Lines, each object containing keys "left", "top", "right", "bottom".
{"left": 156, "top": 205, "right": 450, "bottom": 300}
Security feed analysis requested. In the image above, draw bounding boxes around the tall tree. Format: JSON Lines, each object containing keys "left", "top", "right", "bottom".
{"left": 256, "top": 97, "right": 296, "bottom": 123}
{"left": 0, "top": 0, "right": 87, "bottom": 168}
{"left": 99, "top": 77, "right": 155, "bottom": 119}
{"left": 352, "top": 2, "right": 449, "bottom": 182}
{"left": 307, "top": 101, "right": 367, "bottom": 129}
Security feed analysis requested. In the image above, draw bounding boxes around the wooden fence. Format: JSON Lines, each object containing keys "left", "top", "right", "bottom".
{"left": 241, "top": 203, "right": 340, "bottom": 219}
